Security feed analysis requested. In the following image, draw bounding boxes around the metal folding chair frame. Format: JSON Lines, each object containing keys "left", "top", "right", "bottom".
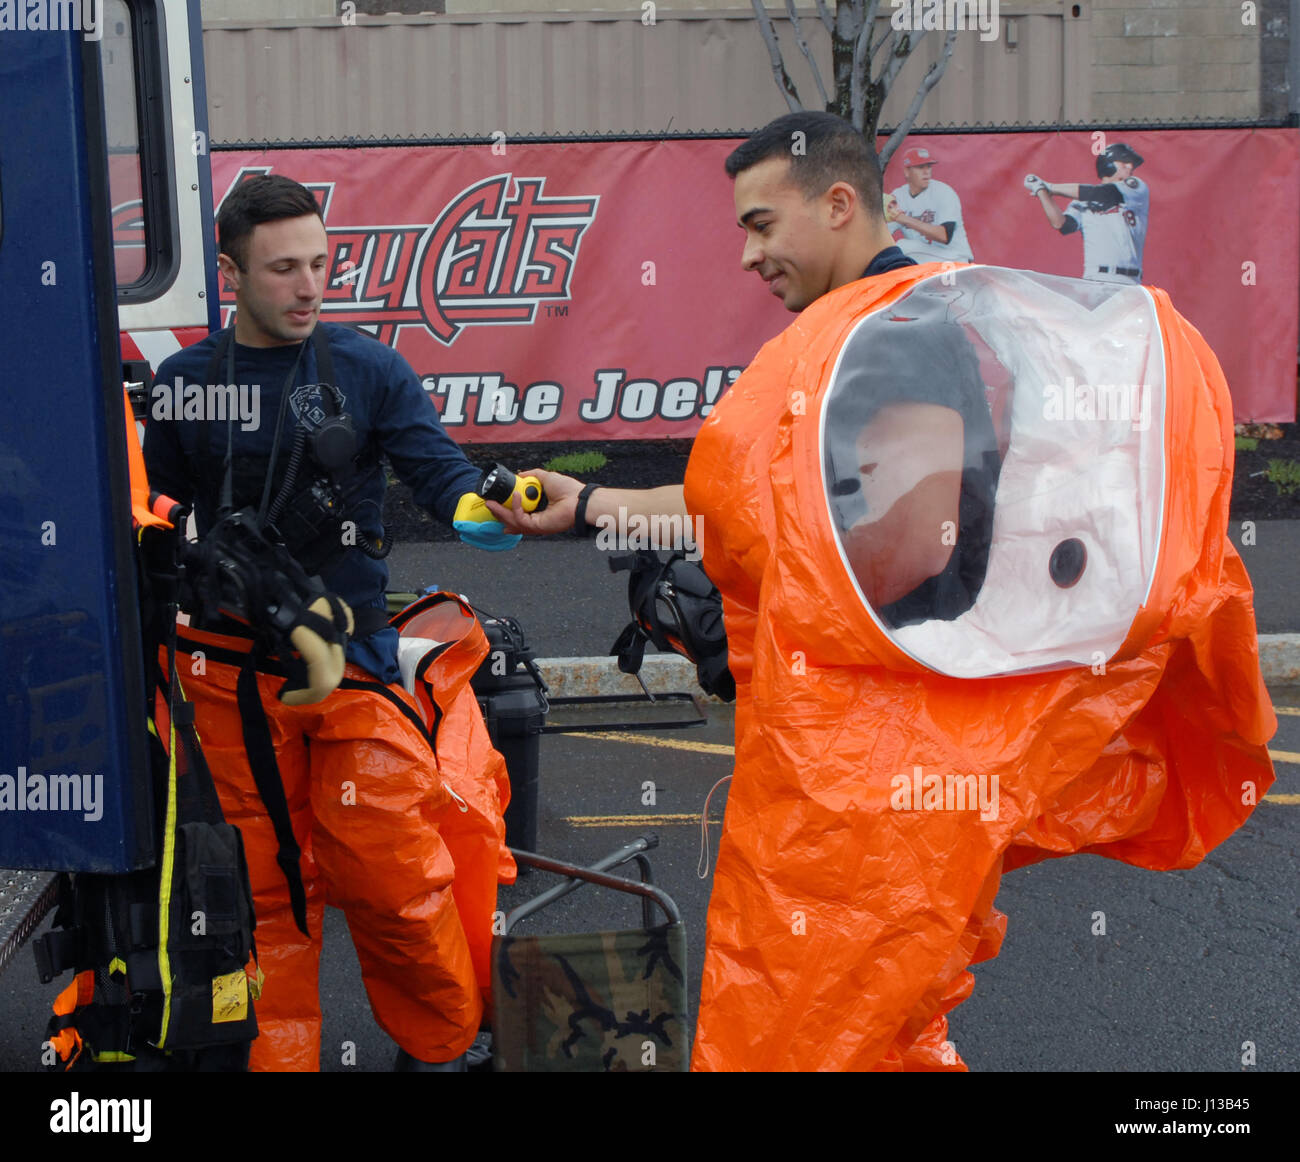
{"left": 502, "top": 835, "right": 681, "bottom": 935}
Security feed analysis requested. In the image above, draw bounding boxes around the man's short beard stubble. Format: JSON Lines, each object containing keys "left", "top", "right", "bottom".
{"left": 242, "top": 295, "right": 313, "bottom": 346}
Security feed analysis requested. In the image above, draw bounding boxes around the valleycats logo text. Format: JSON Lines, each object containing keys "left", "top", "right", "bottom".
{"left": 219, "top": 168, "right": 599, "bottom": 346}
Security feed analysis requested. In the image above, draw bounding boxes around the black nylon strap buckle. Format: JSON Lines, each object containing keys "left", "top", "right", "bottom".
{"left": 33, "top": 928, "right": 80, "bottom": 984}
{"left": 610, "top": 620, "right": 649, "bottom": 677}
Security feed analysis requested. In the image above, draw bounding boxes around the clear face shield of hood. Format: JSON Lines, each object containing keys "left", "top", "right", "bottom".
{"left": 820, "top": 266, "right": 1166, "bottom": 678}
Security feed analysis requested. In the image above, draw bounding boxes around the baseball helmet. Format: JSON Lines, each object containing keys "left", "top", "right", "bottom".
{"left": 1096, "top": 143, "right": 1144, "bottom": 178}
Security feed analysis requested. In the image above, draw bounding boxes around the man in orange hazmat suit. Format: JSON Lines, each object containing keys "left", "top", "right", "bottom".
{"left": 494, "top": 112, "right": 1277, "bottom": 1071}
{"left": 144, "top": 176, "right": 514, "bottom": 1071}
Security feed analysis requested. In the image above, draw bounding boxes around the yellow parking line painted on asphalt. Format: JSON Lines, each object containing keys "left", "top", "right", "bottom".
{"left": 1276, "top": 707, "right": 1300, "bottom": 717}
{"left": 564, "top": 813, "right": 706, "bottom": 828}
{"left": 568, "top": 730, "right": 735, "bottom": 756}
{"left": 573, "top": 798, "right": 1300, "bottom": 818}
{"left": 578, "top": 731, "right": 1300, "bottom": 762}
{"left": 575, "top": 735, "right": 1297, "bottom": 766}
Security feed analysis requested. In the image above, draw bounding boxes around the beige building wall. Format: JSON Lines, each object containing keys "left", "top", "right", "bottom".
{"left": 1088, "top": 0, "right": 1260, "bottom": 121}
{"left": 197, "top": 2, "right": 1279, "bottom": 141}
{"left": 201, "top": 0, "right": 336, "bottom": 18}
{"left": 198, "top": 1, "right": 1033, "bottom": 13}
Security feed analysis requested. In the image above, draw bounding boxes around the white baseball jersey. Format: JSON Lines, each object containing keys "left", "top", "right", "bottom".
{"left": 1065, "top": 176, "right": 1149, "bottom": 283}
{"left": 889, "top": 179, "right": 973, "bottom": 263}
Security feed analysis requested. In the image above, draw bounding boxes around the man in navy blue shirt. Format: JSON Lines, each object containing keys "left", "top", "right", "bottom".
{"left": 144, "top": 175, "right": 503, "bottom": 1071}
{"left": 145, "top": 191, "right": 512, "bottom": 683}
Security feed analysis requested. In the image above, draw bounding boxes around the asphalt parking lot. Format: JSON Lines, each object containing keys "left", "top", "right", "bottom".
{"left": 1, "top": 528, "right": 1296, "bottom": 1073}
{"left": 8, "top": 685, "right": 1296, "bottom": 1072}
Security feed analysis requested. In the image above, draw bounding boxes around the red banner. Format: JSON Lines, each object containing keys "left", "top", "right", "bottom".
{"left": 210, "top": 143, "right": 787, "bottom": 442}
{"left": 879, "top": 128, "right": 1299, "bottom": 425}
{"left": 203, "top": 131, "right": 1297, "bottom": 439}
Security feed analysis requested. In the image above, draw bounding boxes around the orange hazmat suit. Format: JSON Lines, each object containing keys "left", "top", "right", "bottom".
{"left": 392, "top": 591, "right": 519, "bottom": 1008}
{"left": 684, "top": 264, "right": 1276, "bottom": 1071}
{"left": 172, "top": 603, "right": 513, "bottom": 1071}
{"left": 130, "top": 402, "right": 514, "bottom": 1070}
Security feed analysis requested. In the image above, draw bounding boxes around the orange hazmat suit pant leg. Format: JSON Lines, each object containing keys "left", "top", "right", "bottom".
{"left": 175, "top": 630, "right": 482, "bottom": 1071}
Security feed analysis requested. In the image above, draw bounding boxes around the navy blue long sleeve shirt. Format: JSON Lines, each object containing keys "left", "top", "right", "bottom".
{"left": 144, "top": 323, "right": 480, "bottom": 679}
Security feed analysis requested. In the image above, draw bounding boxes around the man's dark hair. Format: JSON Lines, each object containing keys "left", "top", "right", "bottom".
{"left": 725, "top": 112, "right": 883, "bottom": 213}
{"left": 217, "top": 174, "right": 323, "bottom": 271}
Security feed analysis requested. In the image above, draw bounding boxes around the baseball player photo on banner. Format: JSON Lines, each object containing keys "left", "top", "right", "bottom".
{"left": 886, "top": 144, "right": 974, "bottom": 263}
{"left": 1024, "top": 143, "right": 1150, "bottom": 284}
{"left": 877, "top": 127, "right": 1297, "bottom": 422}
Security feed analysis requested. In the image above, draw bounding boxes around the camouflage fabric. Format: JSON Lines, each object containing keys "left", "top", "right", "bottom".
{"left": 491, "top": 924, "right": 688, "bottom": 1072}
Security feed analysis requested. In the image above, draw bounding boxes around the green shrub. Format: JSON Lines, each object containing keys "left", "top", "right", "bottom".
{"left": 1234, "top": 436, "right": 1258, "bottom": 452}
{"left": 1265, "top": 458, "right": 1300, "bottom": 497}
{"left": 543, "top": 451, "right": 608, "bottom": 475}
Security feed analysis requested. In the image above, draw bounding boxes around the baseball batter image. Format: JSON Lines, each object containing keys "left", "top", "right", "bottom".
{"left": 1025, "top": 143, "right": 1149, "bottom": 284}
{"left": 886, "top": 144, "right": 973, "bottom": 264}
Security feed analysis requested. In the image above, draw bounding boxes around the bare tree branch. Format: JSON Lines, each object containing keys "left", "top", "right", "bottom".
{"left": 751, "top": 0, "right": 803, "bottom": 112}
{"left": 751, "top": 0, "right": 954, "bottom": 162}
{"left": 871, "top": 10, "right": 895, "bottom": 65}
{"left": 849, "top": 0, "right": 883, "bottom": 133}
{"left": 829, "top": 2, "right": 855, "bottom": 120}
{"left": 849, "top": 14, "right": 868, "bottom": 129}
{"left": 814, "top": 0, "right": 835, "bottom": 36}
{"left": 786, "top": 0, "right": 830, "bottom": 108}
{"left": 879, "top": 28, "right": 957, "bottom": 167}
{"left": 847, "top": 0, "right": 889, "bottom": 128}
{"left": 882, "top": 25, "right": 924, "bottom": 92}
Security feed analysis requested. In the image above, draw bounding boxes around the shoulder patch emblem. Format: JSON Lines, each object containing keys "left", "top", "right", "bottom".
{"left": 1125, "top": 177, "right": 1140, "bottom": 188}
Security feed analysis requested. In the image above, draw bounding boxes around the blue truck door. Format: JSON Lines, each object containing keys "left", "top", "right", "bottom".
{"left": 0, "top": 21, "right": 154, "bottom": 872}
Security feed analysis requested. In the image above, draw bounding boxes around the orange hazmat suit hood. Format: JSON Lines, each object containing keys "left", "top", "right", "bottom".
{"left": 685, "top": 263, "right": 1276, "bottom": 1071}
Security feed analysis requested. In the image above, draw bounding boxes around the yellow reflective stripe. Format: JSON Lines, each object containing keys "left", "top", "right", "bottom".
{"left": 108, "top": 957, "right": 127, "bottom": 977}
{"left": 155, "top": 717, "right": 180, "bottom": 1046}
{"left": 147, "top": 719, "right": 159, "bottom": 738}
{"left": 91, "top": 1051, "right": 137, "bottom": 1063}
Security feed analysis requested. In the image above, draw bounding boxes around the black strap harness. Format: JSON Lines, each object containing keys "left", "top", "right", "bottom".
{"left": 234, "top": 652, "right": 310, "bottom": 936}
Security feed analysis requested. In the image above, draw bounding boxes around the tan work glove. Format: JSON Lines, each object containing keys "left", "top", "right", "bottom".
{"left": 280, "top": 595, "right": 356, "bottom": 706}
